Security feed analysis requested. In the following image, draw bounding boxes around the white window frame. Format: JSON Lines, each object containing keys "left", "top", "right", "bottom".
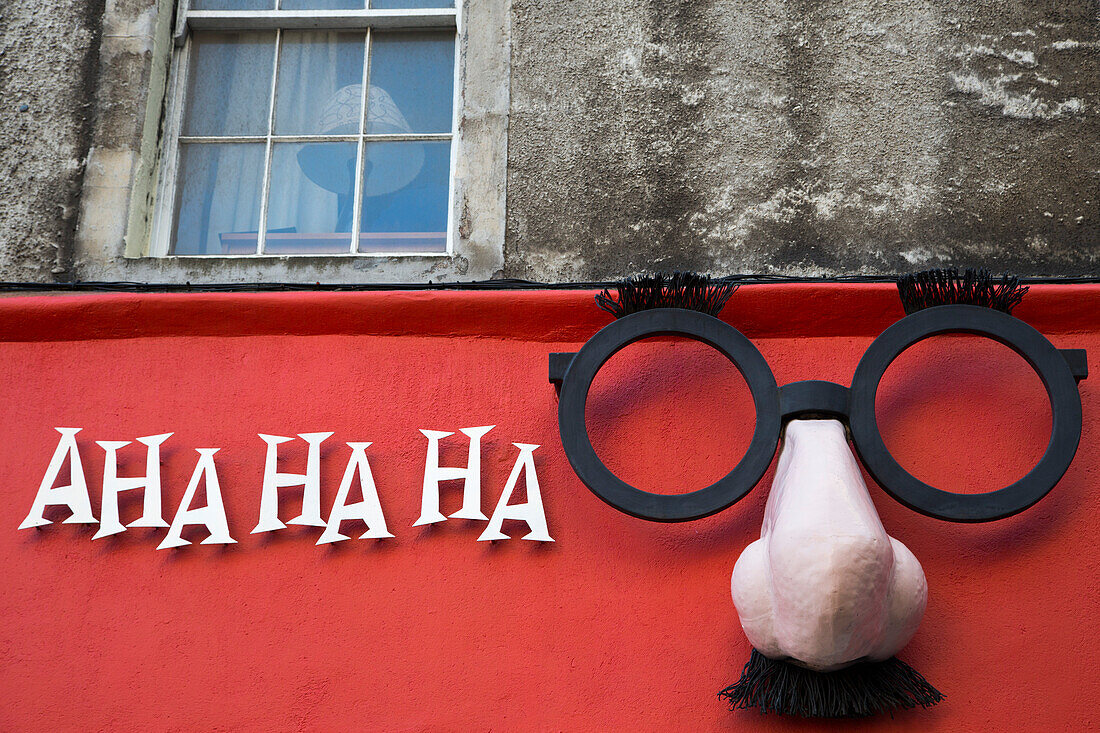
{"left": 149, "top": 1, "right": 462, "bottom": 258}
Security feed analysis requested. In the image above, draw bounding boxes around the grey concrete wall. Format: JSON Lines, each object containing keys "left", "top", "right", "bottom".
{"left": 0, "top": 0, "right": 1097, "bottom": 283}
{"left": 506, "top": 0, "right": 1100, "bottom": 279}
{"left": 0, "top": 0, "right": 104, "bottom": 281}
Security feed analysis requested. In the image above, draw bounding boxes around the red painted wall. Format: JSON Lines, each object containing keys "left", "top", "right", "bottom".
{"left": 1, "top": 286, "right": 1097, "bottom": 731}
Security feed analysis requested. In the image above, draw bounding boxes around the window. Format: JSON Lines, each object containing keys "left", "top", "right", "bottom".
{"left": 152, "top": 1, "right": 458, "bottom": 257}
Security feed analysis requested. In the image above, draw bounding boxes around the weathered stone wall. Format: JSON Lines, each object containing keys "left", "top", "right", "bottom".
{"left": 0, "top": 0, "right": 1097, "bottom": 282}
{"left": 0, "top": 0, "right": 104, "bottom": 281}
{"left": 506, "top": 0, "right": 1100, "bottom": 279}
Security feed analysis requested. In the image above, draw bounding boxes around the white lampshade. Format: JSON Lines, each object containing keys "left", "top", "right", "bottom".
{"left": 297, "top": 84, "right": 425, "bottom": 197}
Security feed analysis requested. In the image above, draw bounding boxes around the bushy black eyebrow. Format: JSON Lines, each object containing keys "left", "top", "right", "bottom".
{"left": 897, "top": 268, "right": 1028, "bottom": 315}
{"left": 595, "top": 271, "right": 740, "bottom": 319}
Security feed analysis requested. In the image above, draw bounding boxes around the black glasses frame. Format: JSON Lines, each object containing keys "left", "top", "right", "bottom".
{"left": 549, "top": 306, "right": 1087, "bottom": 523}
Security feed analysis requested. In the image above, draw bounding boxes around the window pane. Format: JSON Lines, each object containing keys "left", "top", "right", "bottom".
{"left": 367, "top": 32, "right": 455, "bottom": 134}
{"left": 265, "top": 142, "right": 358, "bottom": 254}
{"left": 370, "top": 0, "right": 455, "bottom": 7}
{"left": 359, "top": 140, "right": 449, "bottom": 253}
{"left": 184, "top": 32, "right": 275, "bottom": 137}
{"left": 283, "top": 0, "right": 364, "bottom": 7}
{"left": 192, "top": 0, "right": 273, "bottom": 8}
{"left": 173, "top": 143, "right": 266, "bottom": 255}
{"left": 275, "top": 32, "right": 365, "bottom": 135}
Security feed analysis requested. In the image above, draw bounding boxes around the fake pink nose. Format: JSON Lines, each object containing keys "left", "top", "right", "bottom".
{"left": 730, "top": 419, "right": 927, "bottom": 672}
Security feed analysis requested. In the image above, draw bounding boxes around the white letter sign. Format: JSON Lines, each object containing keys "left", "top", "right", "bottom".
{"left": 22, "top": 426, "right": 555, "bottom": 548}
{"left": 414, "top": 426, "right": 494, "bottom": 526}
{"left": 317, "top": 442, "right": 394, "bottom": 544}
{"left": 93, "top": 433, "right": 173, "bottom": 539}
{"left": 158, "top": 449, "right": 237, "bottom": 550}
{"left": 252, "top": 432, "right": 333, "bottom": 534}
{"left": 478, "top": 443, "right": 554, "bottom": 542}
{"left": 19, "top": 428, "right": 96, "bottom": 529}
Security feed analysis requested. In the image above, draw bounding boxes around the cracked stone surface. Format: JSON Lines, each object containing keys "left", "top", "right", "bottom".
{"left": 507, "top": 0, "right": 1100, "bottom": 280}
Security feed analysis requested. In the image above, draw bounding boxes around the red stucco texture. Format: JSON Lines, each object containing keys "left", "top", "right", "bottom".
{"left": 2, "top": 285, "right": 1098, "bottom": 731}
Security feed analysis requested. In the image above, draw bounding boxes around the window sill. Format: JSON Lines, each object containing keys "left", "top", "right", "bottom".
{"left": 149, "top": 252, "right": 454, "bottom": 259}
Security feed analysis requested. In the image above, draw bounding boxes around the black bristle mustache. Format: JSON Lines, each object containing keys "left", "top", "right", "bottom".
{"left": 595, "top": 272, "right": 740, "bottom": 318}
{"left": 719, "top": 649, "right": 944, "bottom": 718}
{"left": 897, "top": 268, "right": 1029, "bottom": 315}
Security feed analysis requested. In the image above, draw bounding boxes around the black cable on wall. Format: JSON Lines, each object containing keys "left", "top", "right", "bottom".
{"left": 1, "top": 275, "right": 1099, "bottom": 293}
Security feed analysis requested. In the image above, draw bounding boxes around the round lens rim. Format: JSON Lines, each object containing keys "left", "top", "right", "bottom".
{"left": 849, "top": 304, "right": 1083, "bottom": 522}
{"left": 557, "top": 308, "right": 781, "bottom": 522}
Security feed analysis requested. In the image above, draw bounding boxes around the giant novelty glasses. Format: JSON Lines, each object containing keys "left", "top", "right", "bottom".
{"left": 549, "top": 305, "right": 1088, "bottom": 523}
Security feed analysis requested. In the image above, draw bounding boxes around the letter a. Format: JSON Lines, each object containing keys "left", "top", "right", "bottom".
{"left": 317, "top": 442, "right": 394, "bottom": 544}
{"left": 478, "top": 443, "right": 554, "bottom": 542}
{"left": 20, "top": 428, "right": 96, "bottom": 530}
{"left": 157, "top": 449, "right": 237, "bottom": 550}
